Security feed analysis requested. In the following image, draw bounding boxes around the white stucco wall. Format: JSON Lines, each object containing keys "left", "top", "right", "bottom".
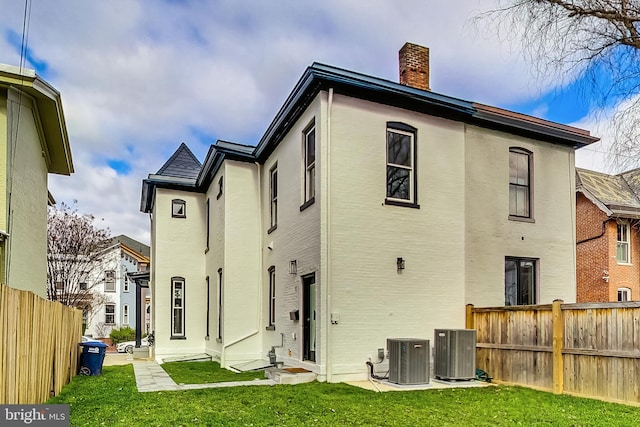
{"left": 152, "top": 188, "right": 206, "bottom": 360}
{"left": 6, "top": 90, "right": 49, "bottom": 296}
{"left": 464, "top": 125, "right": 577, "bottom": 306}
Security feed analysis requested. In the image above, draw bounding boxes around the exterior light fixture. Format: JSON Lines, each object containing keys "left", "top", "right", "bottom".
{"left": 397, "top": 257, "right": 405, "bottom": 270}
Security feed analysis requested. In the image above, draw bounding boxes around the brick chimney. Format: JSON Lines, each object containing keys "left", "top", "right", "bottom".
{"left": 399, "top": 42, "right": 430, "bottom": 91}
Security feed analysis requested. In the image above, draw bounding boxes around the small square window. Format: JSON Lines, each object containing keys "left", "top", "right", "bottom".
{"left": 172, "top": 199, "right": 186, "bottom": 218}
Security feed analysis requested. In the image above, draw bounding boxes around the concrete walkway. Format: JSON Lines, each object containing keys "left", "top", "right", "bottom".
{"left": 132, "top": 360, "right": 276, "bottom": 392}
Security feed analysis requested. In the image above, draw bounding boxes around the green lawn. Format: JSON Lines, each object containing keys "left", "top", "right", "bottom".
{"left": 162, "top": 361, "right": 263, "bottom": 384}
{"left": 48, "top": 365, "right": 640, "bottom": 426}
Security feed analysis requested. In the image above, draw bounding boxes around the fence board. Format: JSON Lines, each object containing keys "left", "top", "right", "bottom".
{"left": 469, "top": 301, "right": 640, "bottom": 405}
{"left": 0, "top": 284, "right": 82, "bottom": 404}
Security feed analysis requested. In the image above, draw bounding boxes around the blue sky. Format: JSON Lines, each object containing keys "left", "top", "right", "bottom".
{"left": 0, "top": 0, "right": 619, "bottom": 243}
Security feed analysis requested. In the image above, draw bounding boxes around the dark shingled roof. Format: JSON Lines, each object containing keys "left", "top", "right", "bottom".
{"left": 156, "top": 143, "right": 202, "bottom": 179}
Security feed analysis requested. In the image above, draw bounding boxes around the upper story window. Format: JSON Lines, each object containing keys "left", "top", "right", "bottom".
{"left": 505, "top": 257, "right": 537, "bottom": 306}
{"left": 123, "top": 275, "right": 130, "bottom": 293}
{"left": 304, "top": 124, "right": 316, "bottom": 205}
{"left": 617, "top": 222, "right": 630, "bottom": 264}
{"left": 385, "top": 122, "right": 417, "bottom": 207}
{"left": 172, "top": 199, "right": 186, "bottom": 218}
{"left": 618, "top": 287, "right": 631, "bottom": 302}
{"left": 205, "top": 198, "right": 210, "bottom": 252}
{"left": 269, "top": 164, "right": 278, "bottom": 233}
{"left": 104, "top": 270, "right": 116, "bottom": 292}
{"left": 509, "top": 148, "right": 532, "bottom": 219}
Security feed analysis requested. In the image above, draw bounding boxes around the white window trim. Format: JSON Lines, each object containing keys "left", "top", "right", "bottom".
{"left": 269, "top": 165, "right": 278, "bottom": 231}
{"left": 304, "top": 124, "right": 316, "bottom": 203}
{"left": 508, "top": 148, "right": 533, "bottom": 220}
{"left": 171, "top": 277, "right": 185, "bottom": 338}
{"left": 618, "top": 287, "right": 631, "bottom": 302}
{"left": 268, "top": 266, "right": 276, "bottom": 328}
{"left": 104, "top": 270, "right": 116, "bottom": 292}
{"left": 105, "top": 303, "right": 116, "bottom": 325}
{"left": 172, "top": 199, "right": 186, "bottom": 218}
{"left": 617, "top": 222, "right": 631, "bottom": 264}
{"left": 122, "top": 304, "right": 129, "bottom": 326}
{"left": 386, "top": 127, "right": 415, "bottom": 204}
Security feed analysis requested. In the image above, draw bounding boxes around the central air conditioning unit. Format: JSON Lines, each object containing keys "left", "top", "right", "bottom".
{"left": 434, "top": 329, "right": 476, "bottom": 380}
{"left": 387, "top": 338, "right": 430, "bottom": 385}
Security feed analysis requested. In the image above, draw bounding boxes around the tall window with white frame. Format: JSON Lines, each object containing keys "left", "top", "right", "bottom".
{"left": 122, "top": 304, "right": 129, "bottom": 326}
{"left": 505, "top": 257, "right": 537, "bottom": 306}
{"left": 105, "top": 303, "right": 115, "bottom": 325}
{"left": 386, "top": 123, "right": 417, "bottom": 205}
{"left": 268, "top": 266, "right": 276, "bottom": 329}
{"left": 304, "top": 123, "right": 316, "bottom": 205}
{"left": 509, "top": 148, "right": 532, "bottom": 219}
{"left": 205, "top": 198, "right": 210, "bottom": 251}
{"left": 104, "top": 270, "right": 116, "bottom": 292}
{"left": 617, "top": 222, "right": 630, "bottom": 264}
{"left": 269, "top": 164, "right": 278, "bottom": 232}
{"left": 217, "top": 268, "right": 223, "bottom": 341}
{"left": 171, "top": 277, "right": 185, "bottom": 338}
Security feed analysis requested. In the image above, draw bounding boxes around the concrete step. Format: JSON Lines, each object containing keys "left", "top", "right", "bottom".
{"left": 265, "top": 367, "right": 316, "bottom": 385}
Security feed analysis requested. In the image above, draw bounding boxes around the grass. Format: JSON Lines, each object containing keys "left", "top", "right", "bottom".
{"left": 162, "top": 361, "right": 264, "bottom": 384}
{"left": 48, "top": 365, "right": 640, "bottom": 426}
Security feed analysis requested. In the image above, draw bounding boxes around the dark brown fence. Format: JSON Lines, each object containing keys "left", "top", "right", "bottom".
{"left": 467, "top": 300, "right": 640, "bottom": 405}
{"left": 0, "top": 284, "right": 82, "bottom": 404}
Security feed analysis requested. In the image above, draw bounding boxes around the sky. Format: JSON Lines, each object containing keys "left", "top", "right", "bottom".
{"left": 0, "top": 0, "right": 618, "bottom": 245}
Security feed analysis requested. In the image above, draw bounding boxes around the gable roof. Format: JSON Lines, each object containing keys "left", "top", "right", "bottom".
{"left": 576, "top": 168, "right": 640, "bottom": 218}
{"left": 142, "top": 62, "right": 599, "bottom": 213}
{"left": 156, "top": 142, "right": 201, "bottom": 179}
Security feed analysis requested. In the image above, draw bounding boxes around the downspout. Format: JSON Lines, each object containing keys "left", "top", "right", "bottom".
{"left": 222, "top": 162, "right": 264, "bottom": 362}
{"left": 326, "top": 88, "right": 334, "bottom": 382}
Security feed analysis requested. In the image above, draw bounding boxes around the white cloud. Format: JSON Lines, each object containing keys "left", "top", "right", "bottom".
{"left": 0, "top": 0, "right": 608, "bottom": 244}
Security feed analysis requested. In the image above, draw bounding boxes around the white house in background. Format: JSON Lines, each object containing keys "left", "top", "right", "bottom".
{"left": 84, "top": 235, "right": 150, "bottom": 339}
{"left": 141, "top": 43, "right": 597, "bottom": 382}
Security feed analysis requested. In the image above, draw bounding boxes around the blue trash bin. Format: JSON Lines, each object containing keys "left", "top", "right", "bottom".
{"left": 79, "top": 341, "right": 108, "bottom": 376}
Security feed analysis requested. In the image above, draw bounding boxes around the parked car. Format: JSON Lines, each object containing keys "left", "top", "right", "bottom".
{"left": 116, "top": 337, "right": 149, "bottom": 354}
{"left": 81, "top": 336, "right": 100, "bottom": 343}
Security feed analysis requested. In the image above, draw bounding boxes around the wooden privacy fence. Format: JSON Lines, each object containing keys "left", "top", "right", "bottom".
{"left": 0, "top": 283, "right": 82, "bottom": 404}
{"left": 467, "top": 301, "right": 640, "bottom": 405}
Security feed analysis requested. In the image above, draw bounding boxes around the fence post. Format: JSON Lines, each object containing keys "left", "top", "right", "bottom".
{"left": 552, "top": 299, "right": 564, "bottom": 394}
{"left": 465, "top": 304, "right": 474, "bottom": 329}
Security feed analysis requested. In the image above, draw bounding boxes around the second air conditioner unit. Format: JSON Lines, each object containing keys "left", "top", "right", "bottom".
{"left": 387, "top": 338, "right": 430, "bottom": 385}
{"left": 434, "top": 329, "right": 476, "bottom": 380}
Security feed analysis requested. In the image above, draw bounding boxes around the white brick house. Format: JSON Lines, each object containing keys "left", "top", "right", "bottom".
{"left": 141, "top": 43, "right": 597, "bottom": 382}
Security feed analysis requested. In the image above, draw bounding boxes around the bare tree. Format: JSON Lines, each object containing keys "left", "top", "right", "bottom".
{"left": 475, "top": 0, "right": 640, "bottom": 169}
{"left": 47, "top": 202, "right": 112, "bottom": 314}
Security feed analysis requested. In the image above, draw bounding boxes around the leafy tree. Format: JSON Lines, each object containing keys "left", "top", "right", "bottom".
{"left": 476, "top": 0, "right": 640, "bottom": 169}
{"left": 47, "top": 202, "right": 112, "bottom": 314}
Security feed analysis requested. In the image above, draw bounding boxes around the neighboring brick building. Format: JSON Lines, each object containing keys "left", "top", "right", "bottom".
{"left": 576, "top": 168, "right": 640, "bottom": 302}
